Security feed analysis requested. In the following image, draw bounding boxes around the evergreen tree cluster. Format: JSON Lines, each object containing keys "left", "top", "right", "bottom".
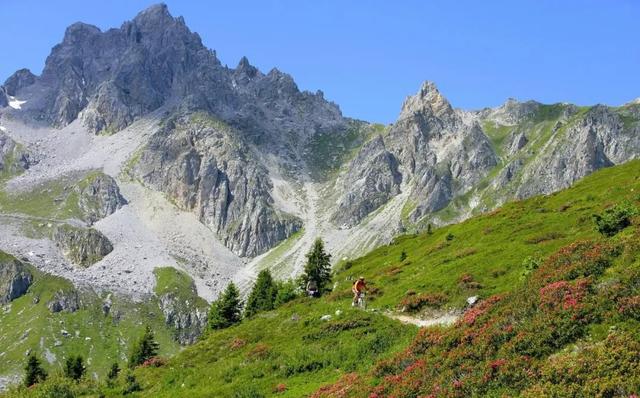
{"left": 207, "top": 238, "right": 334, "bottom": 330}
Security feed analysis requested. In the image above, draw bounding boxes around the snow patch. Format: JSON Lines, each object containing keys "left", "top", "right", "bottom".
{"left": 0, "top": 126, "right": 6, "bottom": 132}
{"left": 8, "top": 96, "right": 27, "bottom": 110}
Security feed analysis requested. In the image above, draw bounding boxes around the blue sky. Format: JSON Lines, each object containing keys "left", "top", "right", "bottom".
{"left": 1, "top": 0, "right": 638, "bottom": 123}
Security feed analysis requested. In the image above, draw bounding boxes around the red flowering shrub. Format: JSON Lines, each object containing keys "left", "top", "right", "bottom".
{"left": 273, "top": 383, "right": 287, "bottom": 393}
{"left": 229, "top": 337, "right": 247, "bottom": 350}
{"left": 140, "top": 356, "right": 167, "bottom": 368}
{"left": 618, "top": 295, "right": 640, "bottom": 320}
{"left": 459, "top": 273, "right": 482, "bottom": 289}
{"left": 311, "top": 373, "right": 363, "bottom": 398}
{"left": 539, "top": 278, "right": 590, "bottom": 311}
{"left": 533, "top": 241, "right": 616, "bottom": 284}
{"left": 522, "top": 332, "right": 640, "bottom": 397}
{"left": 246, "top": 343, "right": 271, "bottom": 360}
{"left": 461, "top": 295, "right": 502, "bottom": 326}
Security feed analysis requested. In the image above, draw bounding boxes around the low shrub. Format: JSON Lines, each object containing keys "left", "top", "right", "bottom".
{"left": 400, "top": 292, "right": 448, "bottom": 313}
{"left": 593, "top": 203, "right": 638, "bottom": 237}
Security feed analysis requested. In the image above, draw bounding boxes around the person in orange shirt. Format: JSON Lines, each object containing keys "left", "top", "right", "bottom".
{"left": 352, "top": 276, "right": 367, "bottom": 307}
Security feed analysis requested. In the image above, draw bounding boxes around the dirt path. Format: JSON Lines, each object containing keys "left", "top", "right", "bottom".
{"left": 386, "top": 312, "right": 460, "bottom": 328}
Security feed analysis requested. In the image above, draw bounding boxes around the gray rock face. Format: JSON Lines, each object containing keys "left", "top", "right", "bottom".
{"left": 52, "top": 225, "right": 113, "bottom": 267}
{"left": 23, "top": 4, "right": 215, "bottom": 132}
{"left": 75, "top": 173, "right": 127, "bottom": 224}
{"left": 477, "top": 98, "right": 541, "bottom": 125}
{"left": 507, "top": 131, "right": 528, "bottom": 156}
{"left": 158, "top": 292, "right": 207, "bottom": 345}
{"left": 389, "top": 82, "right": 497, "bottom": 219}
{"left": 513, "top": 105, "right": 639, "bottom": 198}
{"left": 0, "top": 131, "right": 30, "bottom": 176}
{"left": 19, "top": 3, "right": 346, "bottom": 143}
{"left": 3, "top": 69, "right": 36, "bottom": 96}
{"left": 0, "top": 86, "right": 7, "bottom": 108}
{"left": 46, "top": 289, "right": 80, "bottom": 313}
{"left": 134, "top": 114, "right": 302, "bottom": 257}
{"left": 335, "top": 82, "right": 498, "bottom": 224}
{"left": 0, "top": 252, "right": 32, "bottom": 304}
{"left": 332, "top": 135, "right": 402, "bottom": 226}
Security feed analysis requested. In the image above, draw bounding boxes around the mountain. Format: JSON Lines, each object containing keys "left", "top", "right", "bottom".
{"left": 0, "top": 3, "right": 639, "bottom": 391}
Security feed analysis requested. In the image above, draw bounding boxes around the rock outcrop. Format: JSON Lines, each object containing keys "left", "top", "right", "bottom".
{"left": 334, "top": 82, "right": 498, "bottom": 224}
{"left": 0, "top": 132, "right": 30, "bottom": 177}
{"left": 0, "top": 252, "right": 32, "bottom": 304}
{"left": 158, "top": 292, "right": 208, "bottom": 345}
{"left": 52, "top": 224, "right": 113, "bottom": 267}
{"left": 75, "top": 173, "right": 127, "bottom": 224}
{"left": 46, "top": 289, "right": 80, "bottom": 313}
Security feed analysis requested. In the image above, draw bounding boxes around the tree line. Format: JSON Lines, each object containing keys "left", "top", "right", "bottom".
{"left": 208, "top": 238, "right": 332, "bottom": 330}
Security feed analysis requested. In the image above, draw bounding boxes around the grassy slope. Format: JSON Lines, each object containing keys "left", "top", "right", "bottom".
{"left": 134, "top": 160, "right": 640, "bottom": 397}
{"left": 336, "top": 159, "right": 640, "bottom": 311}
{"left": 0, "top": 170, "right": 104, "bottom": 221}
{"left": 134, "top": 300, "right": 415, "bottom": 398}
{"left": 0, "top": 259, "right": 192, "bottom": 384}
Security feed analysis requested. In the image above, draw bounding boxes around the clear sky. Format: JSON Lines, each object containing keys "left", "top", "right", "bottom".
{"left": 1, "top": 0, "right": 638, "bottom": 123}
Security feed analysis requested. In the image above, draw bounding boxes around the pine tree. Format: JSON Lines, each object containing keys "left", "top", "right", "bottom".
{"left": 301, "top": 238, "right": 332, "bottom": 295}
{"left": 244, "top": 269, "right": 278, "bottom": 318}
{"left": 128, "top": 325, "right": 159, "bottom": 368}
{"left": 107, "top": 362, "right": 120, "bottom": 380}
{"left": 208, "top": 282, "right": 242, "bottom": 330}
{"left": 123, "top": 372, "right": 141, "bottom": 394}
{"left": 24, "top": 353, "right": 47, "bottom": 387}
{"left": 64, "top": 355, "right": 86, "bottom": 381}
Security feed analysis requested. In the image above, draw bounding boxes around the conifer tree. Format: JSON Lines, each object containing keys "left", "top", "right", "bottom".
{"left": 128, "top": 325, "right": 159, "bottom": 368}
{"left": 244, "top": 269, "right": 278, "bottom": 318}
{"left": 64, "top": 355, "right": 86, "bottom": 381}
{"left": 301, "top": 238, "right": 332, "bottom": 295}
{"left": 24, "top": 353, "right": 47, "bottom": 387}
{"left": 107, "top": 362, "right": 120, "bottom": 381}
{"left": 208, "top": 282, "right": 242, "bottom": 329}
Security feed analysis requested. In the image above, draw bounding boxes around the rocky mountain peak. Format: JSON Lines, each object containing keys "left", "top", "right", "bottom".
{"left": 478, "top": 97, "right": 541, "bottom": 125}
{"left": 133, "top": 3, "right": 173, "bottom": 23}
{"left": 235, "top": 56, "right": 259, "bottom": 79}
{"left": 62, "top": 22, "right": 102, "bottom": 44}
{"left": 4, "top": 68, "right": 36, "bottom": 96}
{"left": 399, "top": 81, "right": 453, "bottom": 120}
